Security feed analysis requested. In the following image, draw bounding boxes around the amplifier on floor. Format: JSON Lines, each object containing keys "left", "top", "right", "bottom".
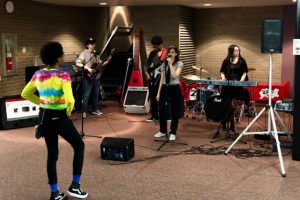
{"left": 0, "top": 95, "right": 39, "bottom": 129}
{"left": 123, "top": 86, "right": 150, "bottom": 114}
{"left": 100, "top": 137, "right": 135, "bottom": 161}
{"left": 274, "top": 99, "right": 293, "bottom": 113}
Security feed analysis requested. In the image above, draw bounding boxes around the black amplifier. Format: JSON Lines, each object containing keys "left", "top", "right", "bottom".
{"left": 100, "top": 137, "right": 135, "bottom": 161}
{"left": 275, "top": 99, "right": 293, "bottom": 114}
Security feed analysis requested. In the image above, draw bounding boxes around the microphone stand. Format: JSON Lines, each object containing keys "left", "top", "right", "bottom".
{"left": 78, "top": 52, "right": 102, "bottom": 139}
{"left": 120, "top": 58, "right": 132, "bottom": 106}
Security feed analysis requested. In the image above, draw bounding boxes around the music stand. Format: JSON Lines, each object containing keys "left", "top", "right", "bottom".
{"left": 224, "top": 54, "right": 290, "bottom": 177}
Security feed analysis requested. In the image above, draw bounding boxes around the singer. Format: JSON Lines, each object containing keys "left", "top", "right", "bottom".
{"left": 154, "top": 46, "right": 184, "bottom": 141}
{"left": 76, "top": 37, "right": 103, "bottom": 118}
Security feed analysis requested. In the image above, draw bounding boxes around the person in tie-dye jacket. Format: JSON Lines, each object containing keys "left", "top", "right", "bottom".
{"left": 21, "top": 42, "right": 88, "bottom": 200}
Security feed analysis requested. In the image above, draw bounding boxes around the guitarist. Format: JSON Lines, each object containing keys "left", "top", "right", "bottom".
{"left": 144, "top": 35, "right": 167, "bottom": 122}
{"left": 76, "top": 38, "right": 103, "bottom": 118}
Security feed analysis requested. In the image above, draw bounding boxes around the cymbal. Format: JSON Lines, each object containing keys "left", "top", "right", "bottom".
{"left": 183, "top": 74, "right": 201, "bottom": 81}
{"left": 192, "top": 66, "right": 209, "bottom": 73}
{"left": 248, "top": 67, "right": 256, "bottom": 71}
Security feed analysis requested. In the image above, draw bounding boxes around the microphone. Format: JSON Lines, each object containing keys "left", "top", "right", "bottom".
{"left": 127, "top": 57, "right": 132, "bottom": 64}
{"left": 164, "top": 54, "right": 172, "bottom": 67}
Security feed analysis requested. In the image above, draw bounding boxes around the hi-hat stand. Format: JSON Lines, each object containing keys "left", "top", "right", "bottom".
{"left": 224, "top": 54, "right": 290, "bottom": 177}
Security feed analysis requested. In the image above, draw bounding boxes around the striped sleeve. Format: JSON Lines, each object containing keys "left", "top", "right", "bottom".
{"left": 21, "top": 72, "right": 40, "bottom": 105}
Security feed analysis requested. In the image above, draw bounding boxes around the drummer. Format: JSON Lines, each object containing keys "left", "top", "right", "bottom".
{"left": 220, "top": 44, "right": 250, "bottom": 132}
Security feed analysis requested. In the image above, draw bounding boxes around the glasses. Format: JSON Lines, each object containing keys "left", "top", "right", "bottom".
{"left": 169, "top": 51, "right": 176, "bottom": 54}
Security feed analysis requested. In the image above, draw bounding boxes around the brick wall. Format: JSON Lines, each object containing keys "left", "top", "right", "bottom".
{"left": 0, "top": 2, "right": 291, "bottom": 97}
{"left": 195, "top": 6, "right": 284, "bottom": 84}
{"left": 0, "top": 0, "right": 107, "bottom": 96}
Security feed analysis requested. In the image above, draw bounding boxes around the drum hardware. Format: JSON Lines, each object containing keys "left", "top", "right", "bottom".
{"left": 183, "top": 74, "right": 202, "bottom": 81}
{"left": 186, "top": 88, "right": 212, "bottom": 120}
{"left": 234, "top": 100, "right": 257, "bottom": 124}
{"left": 192, "top": 66, "right": 209, "bottom": 81}
{"left": 192, "top": 66, "right": 209, "bottom": 73}
{"left": 204, "top": 95, "right": 246, "bottom": 144}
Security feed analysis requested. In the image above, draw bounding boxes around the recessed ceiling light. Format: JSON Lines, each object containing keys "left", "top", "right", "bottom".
{"left": 99, "top": 2, "right": 107, "bottom": 6}
{"left": 204, "top": 3, "right": 212, "bottom": 6}
{"left": 292, "top": 0, "right": 297, "bottom": 2}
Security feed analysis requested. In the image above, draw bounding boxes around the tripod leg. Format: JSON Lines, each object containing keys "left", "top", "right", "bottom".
{"left": 225, "top": 107, "right": 266, "bottom": 155}
{"left": 270, "top": 108, "right": 286, "bottom": 177}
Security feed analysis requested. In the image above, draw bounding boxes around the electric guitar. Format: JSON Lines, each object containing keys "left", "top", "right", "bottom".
{"left": 84, "top": 48, "right": 116, "bottom": 80}
{"left": 147, "top": 62, "right": 163, "bottom": 80}
{"left": 147, "top": 48, "right": 167, "bottom": 80}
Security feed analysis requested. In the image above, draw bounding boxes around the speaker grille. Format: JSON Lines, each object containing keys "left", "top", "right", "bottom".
{"left": 261, "top": 20, "right": 283, "bottom": 53}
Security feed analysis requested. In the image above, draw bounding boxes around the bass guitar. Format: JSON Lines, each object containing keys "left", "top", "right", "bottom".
{"left": 84, "top": 48, "right": 116, "bottom": 80}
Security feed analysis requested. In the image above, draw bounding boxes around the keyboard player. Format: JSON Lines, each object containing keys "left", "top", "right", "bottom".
{"left": 219, "top": 44, "right": 250, "bottom": 132}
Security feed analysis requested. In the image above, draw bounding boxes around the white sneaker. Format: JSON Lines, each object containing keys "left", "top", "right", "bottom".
{"left": 169, "top": 134, "right": 176, "bottom": 141}
{"left": 154, "top": 131, "right": 166, "bottom": 138}
{"left": 91, "top": 110, "right": 103, "bottom": 115}
{"left": 82, "top": 112, "right": 86, "bottom": 118}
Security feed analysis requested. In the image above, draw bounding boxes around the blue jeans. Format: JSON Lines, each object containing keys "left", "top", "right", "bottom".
{"left": 82, "top": 78, "right": 100, "bottom": 112}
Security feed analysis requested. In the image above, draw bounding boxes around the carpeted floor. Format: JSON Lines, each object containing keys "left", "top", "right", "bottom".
{"left": 0, "top": 100, "right": 298, "bottom": 200}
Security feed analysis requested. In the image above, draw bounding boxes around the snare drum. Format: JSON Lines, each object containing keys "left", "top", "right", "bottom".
{"left": 204, "top": 95, "right": 228, "bottom": 122}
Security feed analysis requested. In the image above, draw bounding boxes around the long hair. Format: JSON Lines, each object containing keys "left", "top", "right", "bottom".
{"left": 168, "top": 46, "right": 180, "bottom": 64}
{"left": 226, "top": 44, "right": 241, "bottom": 62}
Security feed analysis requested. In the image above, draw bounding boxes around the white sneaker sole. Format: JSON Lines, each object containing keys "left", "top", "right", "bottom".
{"left": 67, "top": 191, "right": 88, "bottom": 199}
{"left": 154, "top": 134, "right": 166, "bottom": 138}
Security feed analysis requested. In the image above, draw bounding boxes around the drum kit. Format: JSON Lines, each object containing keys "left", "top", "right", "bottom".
{"left": 183, "top": 66, "right": 217, "bottom": 120}
{"left": 183, "top": 66, "right": 257, "bottom": 123}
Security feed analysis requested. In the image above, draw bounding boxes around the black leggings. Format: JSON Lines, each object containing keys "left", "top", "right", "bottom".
{"left": 41, "top": 109, "right": 84, "bottom": 184}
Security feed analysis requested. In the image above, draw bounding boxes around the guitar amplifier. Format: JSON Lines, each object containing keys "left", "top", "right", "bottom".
{"left": 123, "top": 87, "right": 150, "bottom": 114}
{"left": 100, "top": 137, "right": 135, "bottom": 161}
{"left": 0, "top": 95, "right": 39, "bottom": 129}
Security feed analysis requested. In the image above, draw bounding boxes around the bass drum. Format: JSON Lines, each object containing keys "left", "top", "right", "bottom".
{"left": 204, "top": 95, "right": 228, "bottom": 122}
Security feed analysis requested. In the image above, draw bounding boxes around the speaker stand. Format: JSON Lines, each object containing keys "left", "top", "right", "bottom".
{"left": 224, "top": 54, "right": 290, "bottom": 177}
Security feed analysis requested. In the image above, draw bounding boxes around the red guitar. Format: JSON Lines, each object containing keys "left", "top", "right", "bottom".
{"left": 84, "top": 48, "right": 116, "bottom": 80}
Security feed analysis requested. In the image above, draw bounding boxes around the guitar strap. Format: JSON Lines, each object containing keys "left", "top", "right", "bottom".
{"left": 160, "top": 48, "right": 167, "bottom": 62}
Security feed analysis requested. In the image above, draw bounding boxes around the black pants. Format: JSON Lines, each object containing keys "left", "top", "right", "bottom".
{"left": 149, "top": 78, "right": 160, "bottom": 119}
{"left": 40, "top": 108, "right": 85, "bottom": 184}
{"left": 220, "top": 86, "right": 250, "bottom": 130}
{"left": 159, "top": 84, "right": 184, "bottom": 135}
